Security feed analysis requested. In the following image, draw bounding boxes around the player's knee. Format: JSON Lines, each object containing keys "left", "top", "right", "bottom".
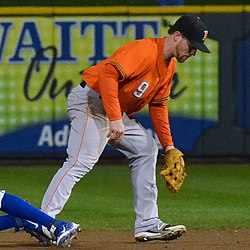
{"left": 70, "top": 159, "right": 96, "bottom": 177}
{"left": 152, "top": 140, "right": 159, "bottom": 156}
{"left": 78, "top": 159, "right": 95, "bottom": 172}
{"left": 147, "top": 138, "right": 158, "bottom": 157}
{"left": 137, "top": 138, "right": 158, "bottom": 164}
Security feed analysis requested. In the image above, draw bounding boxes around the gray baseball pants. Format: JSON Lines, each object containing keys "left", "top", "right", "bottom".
{"left": 41, "top": 84, "right": 161, "bottom": 234}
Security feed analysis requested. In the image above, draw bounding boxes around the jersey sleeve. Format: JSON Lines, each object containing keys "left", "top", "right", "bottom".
{"left": 149, "top": 101, "right": 174, "bottom": 148}
{"left": 98, "top": 63, "right": 123, "bottom": 121}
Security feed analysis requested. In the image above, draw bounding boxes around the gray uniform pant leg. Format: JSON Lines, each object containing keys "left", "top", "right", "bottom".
{"left": 41, "top": 84, "right": 161, "bottom": 233}
{"left": 112, "top": 114, "right": 161, "bottom": 234}
{"left": 41, "top": 85, "right": 109, "bottom": 217}
{"left": 0, "top": 190, "right": 5, "bottom": 209}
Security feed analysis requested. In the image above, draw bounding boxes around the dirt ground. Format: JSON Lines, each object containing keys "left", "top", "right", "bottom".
{"left": 0, "top": 229, "right": 250, "bottom": 250}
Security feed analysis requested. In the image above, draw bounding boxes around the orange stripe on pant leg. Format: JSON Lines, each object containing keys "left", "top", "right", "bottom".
{"left": 43, "top": 113, "right": 89, "bottom": 212}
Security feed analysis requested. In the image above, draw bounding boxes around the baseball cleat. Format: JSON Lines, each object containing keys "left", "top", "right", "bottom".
{"left": 135, "top": 223, "right": 186, "bottom": 242}
{"left": 25, "top": 227, "right": 56, "bottom": 246}
{"left": 48, "top": 220, "right": 81, "bottom": 247}
{"left": 14, "top": 217, "right": 55, "bottom": 246}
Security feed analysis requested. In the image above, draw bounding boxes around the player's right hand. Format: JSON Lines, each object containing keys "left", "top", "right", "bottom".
{"left": 108, "top": 119, "right": 124, "bottom": 144}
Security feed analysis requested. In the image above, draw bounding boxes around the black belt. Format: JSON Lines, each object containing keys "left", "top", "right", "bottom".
{"left": 80, "top": 80, "right": 102, "bottom": 99}
{"left": 80, "top": 80, "right": 86, "bottom": 88}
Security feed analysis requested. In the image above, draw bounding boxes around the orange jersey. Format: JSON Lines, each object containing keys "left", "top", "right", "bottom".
{"left": 83, "top": 37, "right": 176, "bottom": 147}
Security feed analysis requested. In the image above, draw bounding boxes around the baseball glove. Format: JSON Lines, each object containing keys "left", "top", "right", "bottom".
{"left": 160, "top": 148, "right": 186, "bottom": 193}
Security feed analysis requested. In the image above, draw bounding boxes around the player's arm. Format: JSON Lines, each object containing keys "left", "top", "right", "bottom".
{"left": 149, "top": 101, "right": 174, "bottom": 149}
{"left": 98, "top": 63, "right": 124, "bottom": 144}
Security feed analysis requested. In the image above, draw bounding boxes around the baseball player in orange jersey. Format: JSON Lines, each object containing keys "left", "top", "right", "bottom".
{"left": 41, "top": 15, "right": 210, "bottom": 242}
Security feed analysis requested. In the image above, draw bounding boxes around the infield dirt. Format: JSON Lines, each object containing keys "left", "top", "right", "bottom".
{"left": 0, "top": 229, "right": 250, "bottom": 250}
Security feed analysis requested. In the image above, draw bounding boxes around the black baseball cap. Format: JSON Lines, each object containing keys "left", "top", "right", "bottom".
{"left": 168, "top": 14, "right": 210, "bottom": 53}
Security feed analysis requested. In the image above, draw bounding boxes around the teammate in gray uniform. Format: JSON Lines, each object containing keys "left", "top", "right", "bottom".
{"left": 41, "top": 15, "right": 210, "bottom": 242}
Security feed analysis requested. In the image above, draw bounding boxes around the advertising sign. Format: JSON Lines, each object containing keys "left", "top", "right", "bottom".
{"left": 0, "top": 14, "right": 218, "bottom": 156}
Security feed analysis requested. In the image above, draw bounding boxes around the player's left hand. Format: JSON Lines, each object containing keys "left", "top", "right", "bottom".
{"left": 160, "top": 148, "right": 186, "bottom": 193}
